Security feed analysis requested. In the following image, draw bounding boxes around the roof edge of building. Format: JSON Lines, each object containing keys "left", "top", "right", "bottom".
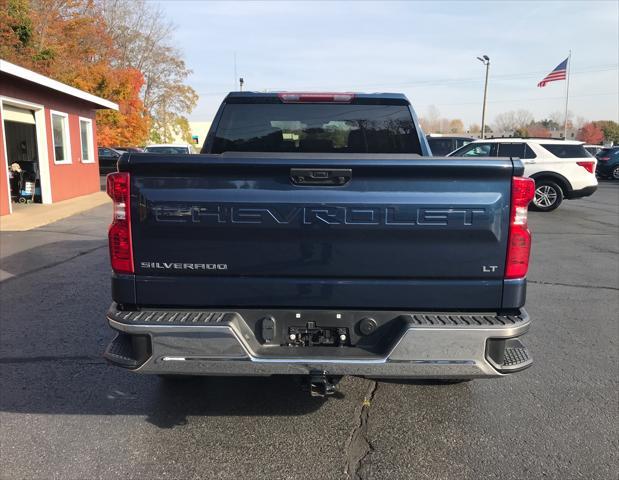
{"left": 0, "top": 59, "right": 119, "bottom": 111}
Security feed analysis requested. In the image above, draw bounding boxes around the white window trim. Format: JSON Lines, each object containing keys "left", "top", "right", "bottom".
{"left": 78, "top": 116, "right": 95, "bottom": 164}
{"left": 50, "top": 110, "right": 72, "bottom": 165}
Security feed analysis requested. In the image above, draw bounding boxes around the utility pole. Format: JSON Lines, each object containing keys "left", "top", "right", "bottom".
{"left": 239, "top": 77, "right": 244, "bottom": 92}
{"left": 477, "top": 55, "right": 490, "bottom": 139}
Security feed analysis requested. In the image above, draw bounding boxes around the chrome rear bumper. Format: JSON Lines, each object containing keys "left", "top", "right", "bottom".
{"left": 105, "top": 305, "right": 532, "bottom": 378}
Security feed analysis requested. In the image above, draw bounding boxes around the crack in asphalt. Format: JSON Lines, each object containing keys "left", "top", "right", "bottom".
{"left": 0, "top": 243, "right": 107, "bottom": 284}
{"left": 528, "top": 279, "right": 619, "bottom": 292}
{"left": 344, "top": 380, "right": 378, "bottom": 480}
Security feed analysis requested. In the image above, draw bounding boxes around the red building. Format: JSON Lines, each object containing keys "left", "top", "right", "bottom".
{"left": 0, "top": 59, "right": 118, "bottom": 216}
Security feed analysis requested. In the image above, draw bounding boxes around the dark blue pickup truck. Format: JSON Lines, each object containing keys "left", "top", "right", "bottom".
{"left": 104, "top": 92, "right": 535, "bottom": 396}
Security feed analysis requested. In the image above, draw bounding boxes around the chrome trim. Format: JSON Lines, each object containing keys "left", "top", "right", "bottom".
{"left": 106, "top": 313, "right": 530, "bottom": 378}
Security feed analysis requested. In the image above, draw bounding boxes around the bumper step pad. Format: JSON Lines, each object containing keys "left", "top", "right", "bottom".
{"left": 487, "top": 338, "right": 532, "bottom": 373}
{"left": 503, "top": 343, "right": 531, "bottom": 369}
{"left": 104, "top": 333, "right": 140, "bottom": 368}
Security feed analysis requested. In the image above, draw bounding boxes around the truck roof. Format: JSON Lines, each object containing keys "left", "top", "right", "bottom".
{"left": 225, "top": 91, "right": 410, "bottom": 102}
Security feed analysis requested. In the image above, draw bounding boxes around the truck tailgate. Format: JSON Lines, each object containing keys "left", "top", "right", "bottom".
{"left": 123, "top": 153, "right": 516, "bottom": 310}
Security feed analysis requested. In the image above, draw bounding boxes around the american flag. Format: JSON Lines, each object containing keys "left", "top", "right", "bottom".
{"left": 537, "top": 58, "right": 568, "bottom": 87}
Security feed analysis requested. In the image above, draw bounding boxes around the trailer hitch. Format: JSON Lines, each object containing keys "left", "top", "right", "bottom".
{"left": 305, "top": 371, "right": 341, "bottom": 398}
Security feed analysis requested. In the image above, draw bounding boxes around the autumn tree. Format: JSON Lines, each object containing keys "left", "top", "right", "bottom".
{"left": 1, "top": 0, "right": 150, "bottom": 146}
{"left": 99, "top": 0, "right": 198, "bottom": 143}
{"left": 0, "top": 0, "right": 33, "bottom": 60}
{"left": 576, "top": 122, "right": 604, "bottom": 144}
{"left": 448, "top": 119, "right": 464, "bottom": 133}
{"left": 468, "top": 123, "right": 481, "bottom": 134}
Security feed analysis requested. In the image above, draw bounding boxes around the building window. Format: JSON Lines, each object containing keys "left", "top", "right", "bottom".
{"left": 51, "top": 111, "right": 71, "bottom": 164}
{"left": 79, "top": 117, "right": 94, "bottom": 163}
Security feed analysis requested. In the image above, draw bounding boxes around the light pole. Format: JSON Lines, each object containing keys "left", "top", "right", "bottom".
{"left": 477, "top": 55, "right": 490, "bottom": 139}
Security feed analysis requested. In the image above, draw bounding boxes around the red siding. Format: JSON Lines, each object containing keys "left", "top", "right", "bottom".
{"left": 44, "top": 107, "right": 99, "bottom": 202}
{"left": 0, "top": 72, "right": 102, "bottom": 213}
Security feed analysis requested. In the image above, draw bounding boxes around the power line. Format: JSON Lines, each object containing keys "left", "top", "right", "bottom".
{"left": 195, "top": 64, "right": 618, "bottom": 96}
{"left": 429, "top": 92, "right": 618, "bottom": 107}
{"left": 344, "top": 65, "right": 618, "bottom": 89}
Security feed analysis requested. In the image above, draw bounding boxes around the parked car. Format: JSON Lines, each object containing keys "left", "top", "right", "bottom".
{"left": 103, "top": 91, "right": 535, "bottom": 397}
{"left": 448, "top": 138, "right": 597, "bottom": 212}
{"left": 584, "top": 144, "right": 603, "bottom": 157}
{"left": 426, "top": 134, "right": 474, "bottom": 156}
{"left": 144, "top": 144, "right": 193, "bottom": 154}
{"left": 595, "top": 147, "right": 619, "bottom": 180}
{"left": 97, "top": 147, "right": 122, "bottom": 174}
{"left": 113, "top": 146, "right": 144, "bottom": 154}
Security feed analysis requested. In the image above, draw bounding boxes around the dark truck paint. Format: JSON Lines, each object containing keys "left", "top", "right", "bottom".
{"left": 104, "top": 92, "right": 534, "bottom": 393}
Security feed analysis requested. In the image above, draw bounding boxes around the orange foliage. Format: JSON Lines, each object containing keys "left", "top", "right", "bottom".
{"left": 1, "top": 0, "right": 149, "bottom": 146}
{"left": 577, "top": 122, "right": 604, "bottom": 145}
{"left": 96, "top": 68, "right": 150, "bottom": 146}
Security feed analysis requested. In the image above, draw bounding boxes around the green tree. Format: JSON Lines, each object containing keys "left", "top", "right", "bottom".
{"left": 514, "top": 127, "right": 529, "bottom": 138}
{"left": 596, "top": 121, "right": 619, "bottom": 144}
{"left": 539, "top": 119, "right": 560, "bottom": 131}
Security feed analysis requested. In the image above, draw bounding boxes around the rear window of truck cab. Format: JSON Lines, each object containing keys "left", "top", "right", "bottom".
{"left": 211, "top": 103, "right": 422, "bottom": 154}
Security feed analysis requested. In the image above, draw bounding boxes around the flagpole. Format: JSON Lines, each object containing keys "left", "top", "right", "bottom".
{"left": 563, "top": 50, "right": 572, "bottom": 139}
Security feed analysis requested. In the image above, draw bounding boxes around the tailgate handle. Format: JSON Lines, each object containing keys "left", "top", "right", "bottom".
{"left": 290, "top": 168, "right": 352, "bottom": 186}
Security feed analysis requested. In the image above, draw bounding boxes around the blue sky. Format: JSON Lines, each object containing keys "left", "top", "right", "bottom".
{"left": 157, "top": 0, "right": 619, "bottom": 127}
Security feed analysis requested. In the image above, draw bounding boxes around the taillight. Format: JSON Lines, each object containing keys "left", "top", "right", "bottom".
{"left": 278, "top": 92, "right": 355, "bottom": 103}
{"left": 505, "top": 176, "right": 535, "bottom": 279}
{"left": 576, "top": 161, "right": 595, "bottom": 174}
{"left": 597, "top": 156, "right": 610, "bottom": 162}
{"left": 106, "top": 172, "right": 133, "bottom": 274}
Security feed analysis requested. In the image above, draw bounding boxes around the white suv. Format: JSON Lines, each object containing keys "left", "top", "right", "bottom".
{"left": 448, "top": 138, "right": 598, "bottom": 211}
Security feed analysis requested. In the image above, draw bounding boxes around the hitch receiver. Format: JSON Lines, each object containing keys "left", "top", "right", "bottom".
{"left": 307, "top": 370, "right": 340, "bottom": 397}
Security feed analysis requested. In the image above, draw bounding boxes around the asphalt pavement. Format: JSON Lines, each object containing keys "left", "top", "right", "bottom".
{"left": 0, "top": 181, "right": 617, "bottom": 480}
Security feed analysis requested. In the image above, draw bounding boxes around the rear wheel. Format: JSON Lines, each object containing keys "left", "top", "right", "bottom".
{"left": 612, "top": 166, "right": 619, "bottom": 180}
{"left": 531, "top": 180, "right": 563, "bottom": 212}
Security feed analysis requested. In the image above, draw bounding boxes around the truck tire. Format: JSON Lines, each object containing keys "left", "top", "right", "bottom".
{"left": 531, "top": 180, "right": 563, "bottom": 212}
